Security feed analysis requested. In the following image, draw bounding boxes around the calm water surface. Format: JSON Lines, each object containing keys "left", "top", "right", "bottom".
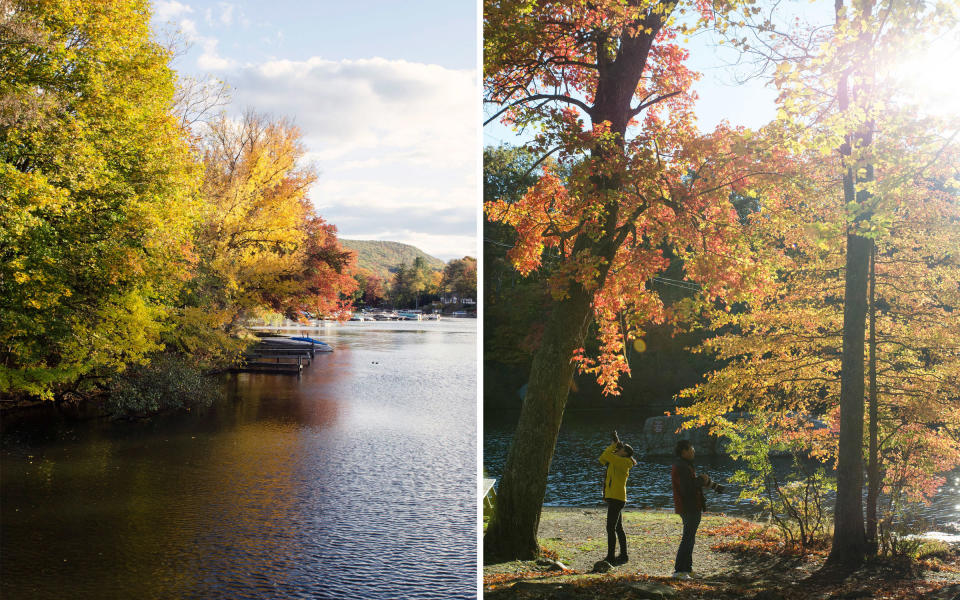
{"left": 485, "top": 410, "right": 960, "bottom": 538}
{"left": 2, "top": 319, "right": 477, "bottom": 599}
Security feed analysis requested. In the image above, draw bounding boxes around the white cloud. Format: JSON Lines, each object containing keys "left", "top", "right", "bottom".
{"left": 197, "top": 38, "right": 236, "bottom": 70}
{"left": 153, "top": 0, "right": 193, "bottom": 23}
{"left": 226, "top": 57, "right": 476, "bottom": 163}
{"left": 217, "top": 57, "right": 478, "bottom": 258}
{"left": 178, "top": 18, "right": 200, "bottom": 42}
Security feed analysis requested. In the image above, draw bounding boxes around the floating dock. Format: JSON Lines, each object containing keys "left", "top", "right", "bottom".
{"left": 233, "top": 335, "right": 329, "bottom": 376}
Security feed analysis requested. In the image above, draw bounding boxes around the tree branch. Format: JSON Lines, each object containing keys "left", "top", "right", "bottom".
{"left": 484, "top": 94, "right": 595, "bottom": 126}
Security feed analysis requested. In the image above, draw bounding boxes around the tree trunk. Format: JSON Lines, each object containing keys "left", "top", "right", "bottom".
{"left": 866, "top": 245, "right": 879, "bottom": 553}
{"left": 483, "top": 282, "right": 594, "bottom": 560}
{"left": 829, "top": 231, "right": 871, "bottom": 566}
{"left": 827, "top": 0, "right": 874, "bottom": 564}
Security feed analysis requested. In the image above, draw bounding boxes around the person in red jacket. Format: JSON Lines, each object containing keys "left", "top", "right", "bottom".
{"left": 671, "top": 439, "right": 708, "bottom": 578}
{"left": 598, "top": 430, "right": 637, "bottom": 564}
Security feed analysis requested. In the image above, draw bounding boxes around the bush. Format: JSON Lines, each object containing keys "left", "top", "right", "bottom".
{"left": 723, "top": 413, "right": 834, "bottom": 552}
{"left": 106, "top": 354, "right": 222, "bottom": 418}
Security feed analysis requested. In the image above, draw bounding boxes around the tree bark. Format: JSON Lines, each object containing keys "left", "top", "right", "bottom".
{"left": 827, "top": 0, "right": 873, "bottom": 565}
{"left": 830, "top": 230, "right": 871, "bottom": 565}
{"left": 866, "top": 245, "right": 879, "bottom": 553}
{"left": 482, "top": 282, "right": 594, "bottom": 559}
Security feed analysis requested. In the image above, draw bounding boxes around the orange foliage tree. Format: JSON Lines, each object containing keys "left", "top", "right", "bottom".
{"left": 483, "top": 0, "right": 782, "bottom": 559}
{"left": 171, "top": 111, "right": 355, "bottom": 359}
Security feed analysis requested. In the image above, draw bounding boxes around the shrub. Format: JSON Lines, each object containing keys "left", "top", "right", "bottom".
{"left": 722, "top": 413, "right": 834, "bottom": 552}
{"left": 106, "top": 354, "right": 222, "bottom": 418}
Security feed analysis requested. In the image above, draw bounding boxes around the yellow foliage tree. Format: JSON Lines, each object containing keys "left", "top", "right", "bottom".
{"left": 0, "top": 0, "right": 201, "bottom": 399}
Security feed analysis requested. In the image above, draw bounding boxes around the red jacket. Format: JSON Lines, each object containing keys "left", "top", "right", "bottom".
{"left": 671, "top": 458, "right": 706, "bottom": 514}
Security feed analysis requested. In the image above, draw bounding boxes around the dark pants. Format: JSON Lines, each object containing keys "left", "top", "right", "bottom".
{"left": 605, "top": 499, "right": 627, "bottom": 558}
{"left": 674, "top": 511, "right": 702, "bottom": 573}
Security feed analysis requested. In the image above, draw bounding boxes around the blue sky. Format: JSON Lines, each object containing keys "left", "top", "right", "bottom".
{"left": 151, "top": 1, "right": 479, "bottom": 262}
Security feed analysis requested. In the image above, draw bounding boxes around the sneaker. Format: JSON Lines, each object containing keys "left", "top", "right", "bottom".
{"left": 672, "top": 571, "right": 691, "bottom": 579}
{"left": 602, "top": 555, "right": 617, "bottom": 564}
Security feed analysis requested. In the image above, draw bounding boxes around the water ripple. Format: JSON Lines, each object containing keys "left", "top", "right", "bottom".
{"left": 2, "top": 321, "right": 477, "bottom": 599}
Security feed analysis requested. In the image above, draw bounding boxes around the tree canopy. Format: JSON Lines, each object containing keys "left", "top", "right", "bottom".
{"left": 1, "top": 0, "right": 359, "bottom": 403}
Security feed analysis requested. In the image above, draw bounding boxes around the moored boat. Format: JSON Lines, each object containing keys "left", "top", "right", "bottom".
{"left": 290, "top": 336, "right": 334, "bottom": 352}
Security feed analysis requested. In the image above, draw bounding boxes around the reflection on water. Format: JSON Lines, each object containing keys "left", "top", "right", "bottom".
{"left": 2, "top": 320, "right": 476, "bottom": 599}
{"left": 485, "top": 410, "right": 960, "bottom": 536}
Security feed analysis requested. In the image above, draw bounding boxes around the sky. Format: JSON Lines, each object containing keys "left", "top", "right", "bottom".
{"left": 483, "top": 2, "right": 836, "bottom": 146}
{"left": 483, "top": 2, "right": 959, "bottom": 147}
{"left": 151, "top": 0, "right": 479, "bottom": 262}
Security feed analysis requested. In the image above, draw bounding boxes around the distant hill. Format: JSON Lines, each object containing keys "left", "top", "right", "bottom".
{"left": 340, "top": 239, "right": 446, "bottom": 280}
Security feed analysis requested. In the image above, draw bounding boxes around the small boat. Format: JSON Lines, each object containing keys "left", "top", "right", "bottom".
{"left": 290, "top": 336, "right": 334, "bottom": 352}
{"left": 259, "top": 337, "right": 314, "bottom": 347}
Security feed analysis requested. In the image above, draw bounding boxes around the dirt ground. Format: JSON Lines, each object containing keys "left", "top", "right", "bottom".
{"left": 483, "top": 507, "right": 960, "bottom": 599}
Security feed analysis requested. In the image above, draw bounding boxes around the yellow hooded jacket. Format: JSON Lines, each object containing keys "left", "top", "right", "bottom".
{"left": 598, "top": 443, "right": 636, "bottom": 502}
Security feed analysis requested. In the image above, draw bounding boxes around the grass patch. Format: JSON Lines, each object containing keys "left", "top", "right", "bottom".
{"left": 539, "top": 537, "right": 575, "bottom": 563}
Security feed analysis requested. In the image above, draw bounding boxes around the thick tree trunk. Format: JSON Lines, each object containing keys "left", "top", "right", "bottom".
{"left": 866, "top": 245, "right": 879, "bottom": 553}
{"left": 483, "top": 283, "right": 594, "bottom": 560}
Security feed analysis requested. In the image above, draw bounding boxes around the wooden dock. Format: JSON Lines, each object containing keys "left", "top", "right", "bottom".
{"left": 233, "top": 337, "right": 324, "bottom": 376}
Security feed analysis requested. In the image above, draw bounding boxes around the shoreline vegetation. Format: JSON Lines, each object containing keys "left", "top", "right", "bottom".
{"left": 484, "top": 507, "right": 960, "bottom": 599}
{"left": 0, "top": 313, "right": 476, "bottom": 422}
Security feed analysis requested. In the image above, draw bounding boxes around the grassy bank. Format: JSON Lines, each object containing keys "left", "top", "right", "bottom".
{"left": 484, "top": 507, "right": 960, "bottom": 599}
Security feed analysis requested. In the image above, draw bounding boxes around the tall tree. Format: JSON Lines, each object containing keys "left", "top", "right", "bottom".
{"left": 0, "top": 0, "right": 201, "bottom": 398}
{"left": 698, "top": 0, "right": 960, "bottom": 564}
{"left": 766, "top": 0, "right": 958, "bottom": 565}
{"left": 679, "top": 137, "right": 960, "bottom": 557}
{"left": 185, "top": 111, "right": 355, "bottom": 332}
{"left": 442, "top": 256, "right": 478, "bottom": 301}
{"left": 483, "top": 0, "right": 771, "bottom": 559}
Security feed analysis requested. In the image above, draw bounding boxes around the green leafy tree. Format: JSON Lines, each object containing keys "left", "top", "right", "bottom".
{"left": 391, "top": 256, "right": 433, "bottom": 308}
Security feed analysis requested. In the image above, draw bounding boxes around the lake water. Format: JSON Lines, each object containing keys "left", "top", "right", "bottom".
{"left": 484, "top": 410, "right": 960, "bottom": 538}
{"left": 1, "top": 319, "right": 477, "bottom": 600}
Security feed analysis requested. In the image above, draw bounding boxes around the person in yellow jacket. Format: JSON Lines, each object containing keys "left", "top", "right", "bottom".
{"left": 598, "top": 430, "right": 637, "bottom": 564}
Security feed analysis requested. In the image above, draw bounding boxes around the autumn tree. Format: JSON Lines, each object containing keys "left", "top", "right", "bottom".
{"left": 715, "top": 0, "right": 960, "bottom": 564}
{"left": 0, "top": 0, "right": 200, "bottom": 399}
{"left": 183, "top": 112, "right": 348, "bottom": 328}
{"left": 271, "top": 213, "right": 356, "bottom": 320}
{"left": 442, "top": 256, "right": 477, "bottom": 301}
{"left": 353, "top": 268, "right": 388, "bottom": 307}
{"left": 679, "top": 139, "right": 960, "bottom": 553}
{"left": 483, "top": 0, "right": 775, "bottom": 559}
